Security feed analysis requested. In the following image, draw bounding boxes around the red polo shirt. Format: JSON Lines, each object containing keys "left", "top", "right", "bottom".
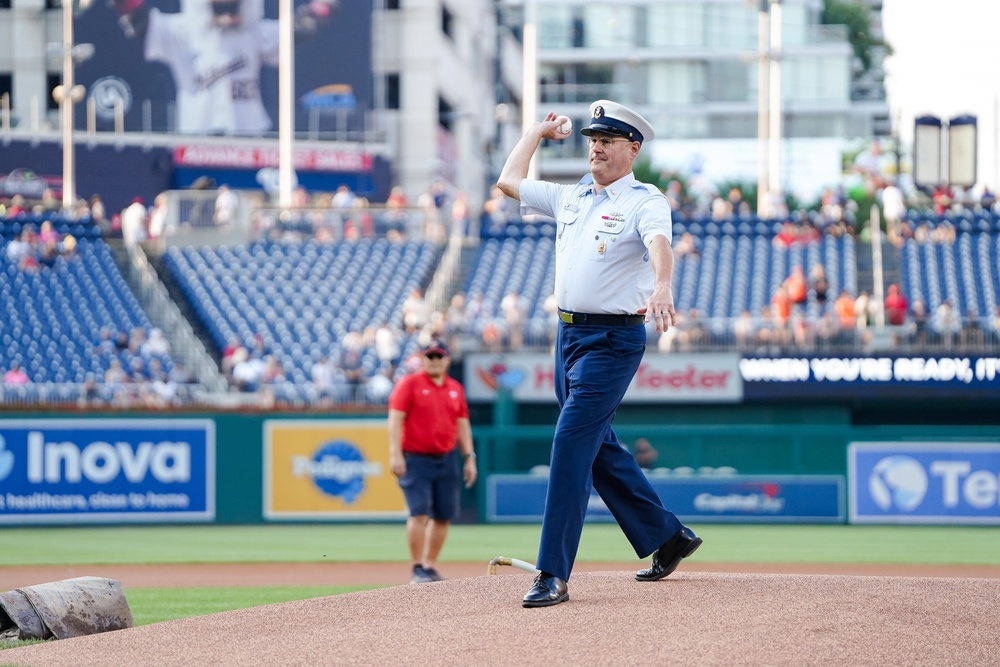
{"left": 388, "top": 371, "right": 469, "bottom": 456}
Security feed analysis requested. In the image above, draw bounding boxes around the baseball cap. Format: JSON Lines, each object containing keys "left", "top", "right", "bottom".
{"left": 421, "top": 339, "right": 449, "bottom": 357}
{"left": 580, "top": 100, "right": 655, "bottom": 144}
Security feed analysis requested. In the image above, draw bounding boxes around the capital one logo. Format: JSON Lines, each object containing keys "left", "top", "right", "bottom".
{"left": 869, "top": 456, "right": 928, "bottom": 511}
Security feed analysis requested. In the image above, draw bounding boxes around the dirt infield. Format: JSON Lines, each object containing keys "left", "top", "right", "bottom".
{"left": 2, "top": 563, "right": 999, "bottom": 667}
{"left": 3, "top": 560, "right": 1000, "bottom": 590}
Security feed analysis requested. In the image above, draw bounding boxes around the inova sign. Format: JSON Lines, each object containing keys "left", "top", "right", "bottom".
{"left": 0, "top": 420, "right": 215, "bottom": 524}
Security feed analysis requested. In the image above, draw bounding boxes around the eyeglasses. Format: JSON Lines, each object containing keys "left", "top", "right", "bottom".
{"left": 587, "top": 137, "right": 634, "bottom": 148}
{"left": 424, "top": 353, "right": 445, "bottom": 360}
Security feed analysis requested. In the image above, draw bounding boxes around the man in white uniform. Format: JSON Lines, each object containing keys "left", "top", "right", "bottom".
{"left": 497, "top": 100, "right": 703, "bottom": 608}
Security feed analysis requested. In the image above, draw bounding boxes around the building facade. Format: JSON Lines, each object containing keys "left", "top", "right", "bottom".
{"left": 496, "top": 0, "right": 890, "bottom": 202}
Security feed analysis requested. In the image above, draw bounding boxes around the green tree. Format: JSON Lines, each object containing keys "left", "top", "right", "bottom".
{"left": 632, "top": 158, "right": 673, "bottom": 192}
{"left": 821, "top": 0, "right": 891, "bottom": 72}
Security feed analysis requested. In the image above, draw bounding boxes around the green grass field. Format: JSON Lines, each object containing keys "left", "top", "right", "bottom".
{"left": 2, "top": 524, "right": 998, "bottom": 566}
{"left": 1, "top": 523, "right": 997, "bottom": 645}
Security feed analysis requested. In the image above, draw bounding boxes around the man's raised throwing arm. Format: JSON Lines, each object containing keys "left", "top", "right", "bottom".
{"left": 497, "top": 113, "right": 569, "bottom": 200}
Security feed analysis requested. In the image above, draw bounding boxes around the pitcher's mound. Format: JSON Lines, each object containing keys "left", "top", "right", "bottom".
{"left": 4, "top": 571, "right": 999, "bottom": 666}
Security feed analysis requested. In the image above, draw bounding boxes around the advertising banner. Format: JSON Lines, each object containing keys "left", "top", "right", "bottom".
{"left": 487, "top": 474, "right": 844, "bottom": 524}
{"left": 741, "top": 356, "right": 1000, "bottom": 400}
{"left": 263, "top": 420, "right": 406, "bottom": 520}
{"left": 0, "top": 419, "right": 215, "bottom": 524}
{"left": 848, "top": 442, "right": 1000, "bottom": 525}
{"left": 465, "top": 353, "right": 743, "bottom": 403}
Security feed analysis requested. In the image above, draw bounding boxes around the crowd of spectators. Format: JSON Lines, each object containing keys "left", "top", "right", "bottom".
{"left": 4, "top": 220, "right": 79, "bottom": 271}
{"left": 4, "top": 165, "right": 1000, "bottom": 407}
{"left": 86, "top": 326, "right": 195, "bottom": 408}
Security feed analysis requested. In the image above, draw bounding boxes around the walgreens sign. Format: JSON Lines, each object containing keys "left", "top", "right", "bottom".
{"left": 464, "top": 353, "right": 742, "bottom": 403}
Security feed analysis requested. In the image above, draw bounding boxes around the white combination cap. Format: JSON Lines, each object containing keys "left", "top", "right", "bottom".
{"left": 580, "top": 100, "right": 655, "bottom": 144}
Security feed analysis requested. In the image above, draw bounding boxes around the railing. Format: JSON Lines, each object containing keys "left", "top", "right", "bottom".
{"left": 122, "top": 236, "right": 230, "bottom": 393}
{"left": 249, "top": 204, "right": 453, "bottom": 245}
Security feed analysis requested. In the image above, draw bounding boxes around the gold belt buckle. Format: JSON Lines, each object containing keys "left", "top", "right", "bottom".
{"left": 559, "top": 311, "right": 574, "bottom": 324}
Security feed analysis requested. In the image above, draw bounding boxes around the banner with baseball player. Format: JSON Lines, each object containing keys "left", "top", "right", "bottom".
{"left": 73, "top": 0, "right": 372, "bottom": 137}
{"left": 263, "top": 419, "right": 406, "bottom": 521}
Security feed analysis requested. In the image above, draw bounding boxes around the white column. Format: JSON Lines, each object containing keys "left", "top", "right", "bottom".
{"left": 522, "top": 0, "right": 539, "bottom": 180}
{"left": 767, "top": 0, "right": 783, "bottom": 216}
{"left": 61, "top": 0, "right": 76, "bottom": 209}
{"left": 756, "top": 1, "right": 770, "bottom": 217}
{"left": 278, "top": 0, "right": 294, "bottom": 209}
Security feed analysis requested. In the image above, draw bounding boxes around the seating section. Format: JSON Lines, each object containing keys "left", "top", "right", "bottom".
{"left": 1, "top": 231, "right": 176, "bottom": 403}
{"left": 671, "top": 220, "right": 855, "bottom": 321}
{"left": 899, "top": 212, "right": 1000, "bottom": 322}
{"left": 4, "top": 208, "right": 999, "bottom": 405}
{"left": 163, "top": 239, "right": 442, "bottom": 402}
{"left": 463, "top": 219, "right": 856, "bottom": 340}
{"left": 463, "top": 222, "right": 557, "bottom": 346}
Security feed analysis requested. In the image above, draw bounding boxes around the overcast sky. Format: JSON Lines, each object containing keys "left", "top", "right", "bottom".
{"left": 881, "top": 0, "right": 1000, "bottom": 190}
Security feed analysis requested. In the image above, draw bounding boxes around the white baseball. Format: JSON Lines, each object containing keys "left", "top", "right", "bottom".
{"left": 556, "top": 116, "right": 572, "bottom": 135}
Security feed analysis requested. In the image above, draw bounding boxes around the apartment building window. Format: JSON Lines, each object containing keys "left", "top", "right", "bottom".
{"left": 538, "top": 5, "right": 574, "bottom": 48}
{"left": 708, "top": 115, "right": 757, "bottom": 140}
{"left": 580, "top": 4, "right": 635, "bottom": 49}
{"left": 539, "top": 64, "right": 613, "bottom": 104}
{"left": 385, "top": 0, "right": 400, "bottom": 9}
{"left": 438, "top": 96, "right": 454, "bottom": 132}
{"left": 539, "top": 4, "right": 637, "bottom": 49}
{"left": 385, "top": 73, "right": 400, "bottom": 110}
{"left": 705, "top": 60, "right": 750, "bottom": 103}
{"left": 441, "top": 4, "right": 453, "bottom": 40}
{"left": 0, "top": 73, "right": 12, "bottom": 109}
{"left": 46, "top": 73, "right": 61, "bottom": 111}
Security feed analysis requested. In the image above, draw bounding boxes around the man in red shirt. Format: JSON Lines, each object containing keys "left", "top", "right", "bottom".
{"left": 388, "top": 339, "right": 477, "bottom": 584}
{"left": 884, "top": 283, "right": 909, "bottom": 326}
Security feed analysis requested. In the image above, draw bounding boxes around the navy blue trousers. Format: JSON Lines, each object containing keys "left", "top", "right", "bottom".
{"left": 535, "top": 322, "right": 683, "bottom": 582}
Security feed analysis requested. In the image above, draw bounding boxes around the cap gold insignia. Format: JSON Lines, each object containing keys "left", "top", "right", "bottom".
{"left": 594, "top": 106, "right": 604, "bottom": 118}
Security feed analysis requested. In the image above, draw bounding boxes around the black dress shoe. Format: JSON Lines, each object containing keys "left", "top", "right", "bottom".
{"left": 522, "top": 573, "right": 569, "bottom": 608}
{"left": 636, "top": 526, "right": 703, "bottom": 581}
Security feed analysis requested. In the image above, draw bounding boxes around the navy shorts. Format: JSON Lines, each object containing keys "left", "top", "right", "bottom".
{"left": 398, "top": 451, "right": 460, "bottom": 520}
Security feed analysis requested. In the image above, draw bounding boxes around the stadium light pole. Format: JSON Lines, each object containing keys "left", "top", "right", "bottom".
{"left": 522, "top": 0, "right": 539, "bottom": 180}
{"left": 53, "top": 0, "right": 92, "bottom": 210}
{"left": 756, "top": 0, "right": 770, "bottom": 217}
{"left": 767, "top": 0, "right": 782, "bottom": 217}
{"left": 278, "top": 0, "right": 294, "bottom": 210}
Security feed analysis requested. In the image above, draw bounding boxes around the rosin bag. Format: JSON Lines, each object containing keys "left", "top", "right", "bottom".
{"left": 0, "top": 576, "right": 134, "bottom": 641}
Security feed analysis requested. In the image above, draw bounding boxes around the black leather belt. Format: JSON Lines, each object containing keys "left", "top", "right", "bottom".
{"left": 558, "top": 309, "right": 644, "bottom": 326}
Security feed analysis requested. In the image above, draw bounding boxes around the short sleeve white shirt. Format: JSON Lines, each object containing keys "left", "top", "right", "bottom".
{"left": 519, "top": 172, "right": 672, "bottom": 314}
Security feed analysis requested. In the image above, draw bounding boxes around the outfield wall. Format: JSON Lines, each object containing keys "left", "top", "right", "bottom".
{"left": 0, "top": 411, "right": 997, "bottom": 526}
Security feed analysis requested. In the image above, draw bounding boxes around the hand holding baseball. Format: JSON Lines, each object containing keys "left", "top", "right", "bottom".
{"left": 556, "top": 116, "right": 573, "bottom": 136}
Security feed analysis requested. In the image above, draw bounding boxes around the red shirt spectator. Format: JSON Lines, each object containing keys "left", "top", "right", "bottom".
{"left": 884, "top": 284, "right": 909, "bottom": 326}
